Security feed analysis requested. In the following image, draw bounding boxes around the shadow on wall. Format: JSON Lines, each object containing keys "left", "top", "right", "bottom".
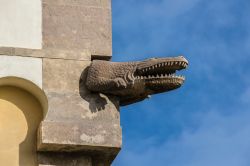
{"left": 0, "top": 86, "right": 43, "bottom": 166}
{"left": 79, "top": 66, "right": 119, "bottom": 113}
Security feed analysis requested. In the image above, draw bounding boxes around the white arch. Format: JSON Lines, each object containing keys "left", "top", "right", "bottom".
{"left": 0, "top": 76, "right": 48, "bottom": 119}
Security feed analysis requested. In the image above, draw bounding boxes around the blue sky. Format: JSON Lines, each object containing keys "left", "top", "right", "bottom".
{"left": 111, "top": 0, "right": 250, "bottom": 165}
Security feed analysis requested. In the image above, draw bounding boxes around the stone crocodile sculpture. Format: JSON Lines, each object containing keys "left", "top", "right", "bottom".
{"left": 85, "top": 56, "right": 188, "bottom": 106}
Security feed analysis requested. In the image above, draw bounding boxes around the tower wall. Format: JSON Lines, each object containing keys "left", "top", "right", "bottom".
{"left": 0, "top": 0, "right": 121, "bottom": 165}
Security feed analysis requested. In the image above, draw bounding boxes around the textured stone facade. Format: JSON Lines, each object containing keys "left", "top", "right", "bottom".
{"left": 43, "top": 0, "right": 112, "bottom": 59}
{"left": 0, "top": 0, "right": 112, "bottom": 60}
{"left": 0, "top": 0, "right": 120, "bottom": 165}
{"left": 38, "top": 58, "right": 121, "bottom": 160}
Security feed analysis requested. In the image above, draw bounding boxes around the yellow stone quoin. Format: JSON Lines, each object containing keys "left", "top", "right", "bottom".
{"left": 0, "top": 86, "right": 43, "bottom": 166}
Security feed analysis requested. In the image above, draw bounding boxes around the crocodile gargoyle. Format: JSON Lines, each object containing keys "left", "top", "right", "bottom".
{"left": 85, "top": 56, "right": 188, "bottom": 106}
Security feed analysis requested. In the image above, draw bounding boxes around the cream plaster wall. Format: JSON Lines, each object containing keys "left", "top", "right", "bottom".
{"left": 0, "top": 0, "right": 42, "bottom": 49}
{"left": 0, "top": 56, "right": 42, "bottom": 88}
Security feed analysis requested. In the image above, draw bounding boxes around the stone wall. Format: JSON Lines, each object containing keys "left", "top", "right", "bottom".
{"left": 0, "top": 0, "right": 112, "bottom": 60}
{"left": 0, "top": 0, "right": 121, "bottom": 165}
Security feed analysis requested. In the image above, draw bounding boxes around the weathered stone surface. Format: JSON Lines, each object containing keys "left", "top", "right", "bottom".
{"left": 0, "top": 0, "right": 112, "bottom": 60}
{"left": 39, "top": 58, "right": 121, "bottom": 159}
{"left": 38, "top": 121, "right": 121, "bottom": 153}
{"left": 42, "top": 0, "right": 112, "bottom": 59}
{"left": 42, "top": 58, "right": 88, "bottom": 93}
{"left": 0, "top": 0, "right": 119, "bottom": 165}
{"left": 0, "top": 47, "right": 15, "bottom": 55}
{"left": 38, "top": 152, "right": 92, "bottom": 166}
{"left": 0, "top": 47, "right": 91, "bottom": 61}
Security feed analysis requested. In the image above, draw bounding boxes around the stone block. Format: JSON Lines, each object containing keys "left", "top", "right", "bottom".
{"left": 39, "top": 58, "right": 121, "bottom": 159}
{"left": 38, "top": 121, "right": 121, "bottom": 153}
{"left": 0, "top": 0, "right": 112, "bottom": 60}
{"left": 38, "top": 152, "right": 92, "bottom": 166}
{"left": 42, "top": 58, "right": 88, "bottom": 93}
{"left": 0, "top": 47, "right": 91, "bottom": 61}
{"left": 42, "top": 0, "right": 112, "bottom": 59}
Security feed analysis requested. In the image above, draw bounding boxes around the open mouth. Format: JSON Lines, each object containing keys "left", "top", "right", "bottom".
{"left": 134, "top": 60, "right": 188, "bottom": 82}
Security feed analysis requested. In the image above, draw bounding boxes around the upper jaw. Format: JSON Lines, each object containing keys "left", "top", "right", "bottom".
{"left": 135, "top": 74, "right": 185, "bottom": 81}
{"left": 137, "top": 56, "right": 188, "bottom": 71}
{"left": 135, "top": 56, "right": 188, "bottom": 80}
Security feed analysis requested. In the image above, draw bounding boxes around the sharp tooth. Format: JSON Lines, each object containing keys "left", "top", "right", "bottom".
{"left": 171, "top": 62, "right": 174, "bottom": 65}
{"left": 175, "top": 62, "right": 178, "bottom": 65}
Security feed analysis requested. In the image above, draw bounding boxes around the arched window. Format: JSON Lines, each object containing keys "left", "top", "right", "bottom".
{"left": 0, "top": 77, "right": 47, "bottom": 166}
